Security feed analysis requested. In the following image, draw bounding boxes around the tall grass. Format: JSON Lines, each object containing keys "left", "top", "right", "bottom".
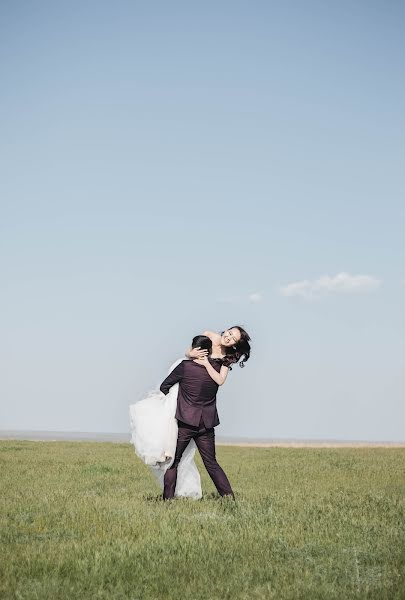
{"left": 1, "top": 440, "right": 404, "bottom": 599}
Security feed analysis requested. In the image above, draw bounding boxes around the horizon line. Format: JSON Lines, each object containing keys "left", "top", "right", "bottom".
{"left": 0, "top": 430, "right": 404, "bottom": 446}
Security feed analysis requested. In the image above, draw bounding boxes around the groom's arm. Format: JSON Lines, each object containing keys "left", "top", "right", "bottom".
{"left": 159, "top": 362, "right": 185, "bottom": 395}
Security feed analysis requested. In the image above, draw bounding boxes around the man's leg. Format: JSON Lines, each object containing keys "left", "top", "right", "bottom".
{"left": 194, "top": 425, "right": 235, "bottom": 499}
{"left": 163, "top": 421, "right": 196, "bottom": 500}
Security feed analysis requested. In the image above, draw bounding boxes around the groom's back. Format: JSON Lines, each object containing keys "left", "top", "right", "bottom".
{"left": 176, "top": 358, "right": 221, "bottom": 428}
{"left": 160, "top": 358, "right": 223, "bottom": 428}
{"left": 177, "top": 359, "right": 222, "bottom": 427}
{"left": 181, "top": 359, "right": 220, "bottom": 401}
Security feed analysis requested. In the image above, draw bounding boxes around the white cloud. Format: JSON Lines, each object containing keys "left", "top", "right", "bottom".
{"left": 280, "top": 272, "right": 381, "bottom": 300}
{"left": 216, "top": 292, "right": 264, "bottom": 304}
{"left": 249, "top": 293, "right": 263, "bottom": 303}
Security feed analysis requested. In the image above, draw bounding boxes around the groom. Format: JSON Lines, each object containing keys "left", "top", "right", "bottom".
{"left": 159, "top": 335, "right": 235, "bottom": 500}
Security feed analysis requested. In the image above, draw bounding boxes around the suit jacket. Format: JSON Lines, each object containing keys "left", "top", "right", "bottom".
{"left": 160, "top": 358, "right": 225, "bottom": 428}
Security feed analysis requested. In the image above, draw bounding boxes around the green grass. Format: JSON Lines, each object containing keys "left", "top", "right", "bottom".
{"left": 0, "top": 441, "right": 404, "bottom": 599}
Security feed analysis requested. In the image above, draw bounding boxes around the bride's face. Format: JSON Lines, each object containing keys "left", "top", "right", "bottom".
{"left": 221, "top": 328, "right": 241, "bottom": 348}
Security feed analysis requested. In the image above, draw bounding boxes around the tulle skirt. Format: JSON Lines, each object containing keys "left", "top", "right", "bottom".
{"left": 129, "top": 359, "right": 202, "bottom": 499}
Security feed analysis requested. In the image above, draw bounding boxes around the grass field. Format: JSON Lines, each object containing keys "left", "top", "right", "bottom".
{"left": 0, "top": 440, "right": 404, "bottom": 600}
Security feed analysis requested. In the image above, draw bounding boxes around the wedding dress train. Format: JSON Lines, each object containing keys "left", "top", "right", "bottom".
{"left": 129, "top": 359, "right": 202, "bottom": 499}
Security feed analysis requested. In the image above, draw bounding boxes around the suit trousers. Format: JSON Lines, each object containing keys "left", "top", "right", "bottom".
{"left": 163, "top": 414, "right": 235, "bottom": 500}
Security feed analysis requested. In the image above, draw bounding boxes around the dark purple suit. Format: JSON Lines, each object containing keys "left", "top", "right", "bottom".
{"left": 160, "top": 358, "right": 235, "bottom": 500}
{"left": 160, "top": 358, "right": 222, "bottom": 428}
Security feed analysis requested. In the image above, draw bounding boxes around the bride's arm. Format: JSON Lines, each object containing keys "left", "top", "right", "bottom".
{"left": 194, "top": 358, "right": 229, "bottom": 386}
{"left": 185, "top": 346, "right": 207, "bottom": 359}
{"left": 203, "top": 330, "right": 221, "bottom": 343}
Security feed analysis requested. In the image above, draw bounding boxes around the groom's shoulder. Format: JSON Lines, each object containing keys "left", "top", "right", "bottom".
{"left": 182, "top": 359, "right": 197, "bottom": 370}
{"left": 173, "top": 359, "right": 191, "bottom": 371}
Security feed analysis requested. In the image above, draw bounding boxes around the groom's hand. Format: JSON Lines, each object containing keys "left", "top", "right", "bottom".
{"left": 189, "top": 347, "right": 209, "bottom": 359}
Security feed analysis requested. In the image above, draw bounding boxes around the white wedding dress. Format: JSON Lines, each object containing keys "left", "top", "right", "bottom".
{"left": 129, "top": 358, "right": 202, "bottom": 499}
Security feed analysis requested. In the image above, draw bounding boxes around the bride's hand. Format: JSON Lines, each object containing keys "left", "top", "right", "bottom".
{"left": 193, "top": 356, "right": 209, "bottom": 367}
{"left": 189, "top": 347, "right": 208, "bottom": 359}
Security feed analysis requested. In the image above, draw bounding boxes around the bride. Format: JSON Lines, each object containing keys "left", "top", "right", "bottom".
{"left": 129, "top": 326, "right": 251, "bottom": 499}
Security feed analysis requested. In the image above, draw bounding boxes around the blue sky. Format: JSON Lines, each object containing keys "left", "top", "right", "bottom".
{"left": 1, "top": 1, "right": 404, "bottom": 440}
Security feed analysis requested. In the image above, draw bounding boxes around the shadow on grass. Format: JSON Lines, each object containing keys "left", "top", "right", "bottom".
{"left": 142, "top": 491, "right": 237, "bottom": 503}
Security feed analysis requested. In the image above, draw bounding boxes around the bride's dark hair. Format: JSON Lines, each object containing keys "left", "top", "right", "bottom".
{"left": 221, "top": 325, "right": 251, "bottom": 369}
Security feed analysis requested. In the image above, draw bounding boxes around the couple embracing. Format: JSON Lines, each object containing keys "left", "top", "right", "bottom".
{"left": 129, "top": 326, "right": 251, "bottom": 500}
